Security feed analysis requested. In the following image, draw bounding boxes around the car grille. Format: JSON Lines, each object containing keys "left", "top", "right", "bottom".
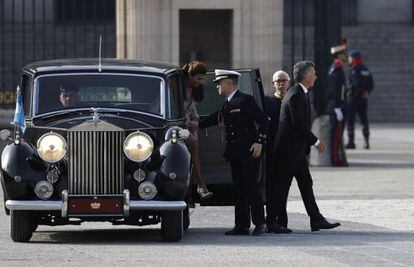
{"left": 68, "top": 122, "right": 124, "bottom": 195}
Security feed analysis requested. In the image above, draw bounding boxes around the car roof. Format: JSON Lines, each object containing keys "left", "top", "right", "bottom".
{"left": 23, "top": 58, "right": 180, "bottom": 76}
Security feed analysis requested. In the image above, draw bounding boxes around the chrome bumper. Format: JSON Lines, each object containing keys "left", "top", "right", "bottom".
{"left": 5, "top": 190, "right": 187, "bottom": 217}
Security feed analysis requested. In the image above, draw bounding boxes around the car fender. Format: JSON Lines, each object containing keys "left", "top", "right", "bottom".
{"left": 157, "top": 140, "right": 191, "bottom": 199}
{"left": 1, "top": 140, "right": 45, "bottom": 199}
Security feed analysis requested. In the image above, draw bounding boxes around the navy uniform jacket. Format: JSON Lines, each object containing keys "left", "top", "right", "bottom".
{"left": 349, "top": 64, "right": 374, "bottom": 99}
{"left": 198, "top": 90, "right": 267, "bottom": 161}
{"left": 274, "top": 84, "right": 317, "bottom": 157}
{"left": 327, "top": 61, "right": 346, "bottom": 114}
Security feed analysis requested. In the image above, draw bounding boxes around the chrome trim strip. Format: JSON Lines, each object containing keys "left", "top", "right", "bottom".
{"left": 6, "top": 199, "right": 187, "bottom": 212}
{"left": 61, "top": 190, "right": 68, "bottom": 217}
{"left": 6, "top": 200, "right": 62, "bottom": 211}
{"left": 123, "top": 189, "right": 130, "bottom": 217}
{"left": 129, "top": 201, "right": 186, "bottom": 211}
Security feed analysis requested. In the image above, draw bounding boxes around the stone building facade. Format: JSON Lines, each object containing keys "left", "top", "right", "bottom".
{"left": 116, "top": 0, "right": 284, "bottom": 94}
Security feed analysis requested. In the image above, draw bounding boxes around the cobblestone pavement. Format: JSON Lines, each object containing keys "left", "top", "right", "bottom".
{"left": 0, "top": 123, "right": 413, "bottom": 266}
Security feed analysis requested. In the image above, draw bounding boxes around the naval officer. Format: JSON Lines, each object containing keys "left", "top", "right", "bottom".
{"left": 188, "top": 69, "right": 267, "bottom": 235}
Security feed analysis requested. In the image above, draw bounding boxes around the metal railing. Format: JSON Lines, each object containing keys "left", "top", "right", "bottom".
{"left": 0, "top": 0, "right": 115, "bottom": 124}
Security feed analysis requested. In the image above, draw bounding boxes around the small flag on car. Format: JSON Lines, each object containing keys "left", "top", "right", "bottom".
{"left": 13, "top": 86, "right": 26, "bottom": 134}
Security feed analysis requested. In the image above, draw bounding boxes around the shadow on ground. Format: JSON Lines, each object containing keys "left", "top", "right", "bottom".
{"left": 27, "top": 213, "right": 414, "bottom": 247}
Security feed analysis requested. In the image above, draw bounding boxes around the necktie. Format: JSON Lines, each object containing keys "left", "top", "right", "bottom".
{"left": 305, "top": 92, "right": 311, "bottom": 126}
{"left": 305, "top": 92, "right": 310, "bottom": 103}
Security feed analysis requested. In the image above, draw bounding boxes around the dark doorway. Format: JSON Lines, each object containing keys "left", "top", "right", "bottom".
{"left": 179, "top": 9, "right": 232, "bottom": 69}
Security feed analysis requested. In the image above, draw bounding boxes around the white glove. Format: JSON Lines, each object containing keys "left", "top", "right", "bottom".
{"left": 334, "top": 108, "right": 343, "bottom": 122}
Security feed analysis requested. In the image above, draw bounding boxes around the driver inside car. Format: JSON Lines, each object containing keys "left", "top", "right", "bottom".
{"left": 59, "top": 84, "right": 79, "bottom": 108}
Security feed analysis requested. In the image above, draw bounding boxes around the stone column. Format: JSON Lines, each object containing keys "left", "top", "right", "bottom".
{"left": 116, "top": 0, "right": 173, "bottom": 62}
{"left": 237, "top": 0, "right": 284, "bottom": 94}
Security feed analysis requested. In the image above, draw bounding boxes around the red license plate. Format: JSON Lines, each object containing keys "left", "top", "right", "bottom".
{"left": 68, "top": 197, "right": 123, "bottom": 215}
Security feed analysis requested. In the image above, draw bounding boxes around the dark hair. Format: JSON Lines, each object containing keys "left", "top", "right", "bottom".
{"left": 182, "top": 60, "right": 208, "bottom": 78}
{"left": 59, "top": 84, "right": 78, "bottom": 93}
{"left": 293, "top": 61, "right": 315, "bottom": 83}
{"left": 182, "top": 60, "right": 207, "bottom": 102}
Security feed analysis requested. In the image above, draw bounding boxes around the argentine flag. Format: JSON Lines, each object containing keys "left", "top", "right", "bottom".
{"left": 13, "top": 86, "right": 26, "bottom": 134}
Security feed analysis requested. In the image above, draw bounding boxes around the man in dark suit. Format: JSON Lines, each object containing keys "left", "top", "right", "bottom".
{"left": 270, "top": 61, "right": 341, "bottom": 232}
{"left": 265, "top": 70, "right": 292, "bottom": 233}
{"left": 188, "top": 69, "right": 285, "bottom": 235}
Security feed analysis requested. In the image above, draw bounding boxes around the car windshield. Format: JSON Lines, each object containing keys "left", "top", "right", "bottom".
{"left": 34, "top": 73, "right": 164, "bottom": 116}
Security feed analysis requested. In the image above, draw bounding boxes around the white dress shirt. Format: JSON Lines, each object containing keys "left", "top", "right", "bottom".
{"left": 227, "top": 89, "right": 238, "bottom": 102}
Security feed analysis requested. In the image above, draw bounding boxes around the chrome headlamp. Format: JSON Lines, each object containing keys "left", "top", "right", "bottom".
{"left": 37, "top": 132, "right": 67, "bottom": 163}
{"left": 123, "top": 131, "right": 154, "bottom": 162}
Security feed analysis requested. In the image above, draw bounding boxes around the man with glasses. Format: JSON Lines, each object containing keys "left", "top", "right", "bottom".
{"left": 265, "top": 70, "right": 292, "bottom": 233}
{"left": 188, "top": 69, "right": 273, "bottom": 235}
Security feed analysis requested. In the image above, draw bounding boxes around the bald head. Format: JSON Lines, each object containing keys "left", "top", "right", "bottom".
{"left": 272, "top": 70, "right": 290, "bottom": 99}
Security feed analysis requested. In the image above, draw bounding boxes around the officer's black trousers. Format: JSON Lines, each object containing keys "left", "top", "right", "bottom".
{"left": 266, "top": 146, "right": 288, "bottom": 227}
{"left": 230, "top": 157, "right": 265, "bottom": 228}
{"left": 271, "top": 155, "right": 324, "bottom": 225}
{"left": 347, "top": 98, "right": 369, "bottom": 142}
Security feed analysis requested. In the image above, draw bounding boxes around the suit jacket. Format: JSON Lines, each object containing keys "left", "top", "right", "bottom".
{"left": 264, "top": 95, "right": 282, "bottom": 150}
{"left": 199, "top": 90, "right": 267, "bottom": 161}
{"left": 274, "top": 83, "right": 317, "bottom": 157}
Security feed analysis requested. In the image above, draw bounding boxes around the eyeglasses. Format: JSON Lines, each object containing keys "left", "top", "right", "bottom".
{"left": 273, "top": 79, "right": 289, "bottom": 83}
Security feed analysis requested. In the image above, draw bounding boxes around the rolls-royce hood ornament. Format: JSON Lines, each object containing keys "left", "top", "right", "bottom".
{"left": 91, "top": 107, "right": 100, "bottom": 121}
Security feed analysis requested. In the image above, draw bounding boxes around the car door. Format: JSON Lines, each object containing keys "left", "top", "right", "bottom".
{"left": 194, "top": 68, "right": 268, "bottom": 205}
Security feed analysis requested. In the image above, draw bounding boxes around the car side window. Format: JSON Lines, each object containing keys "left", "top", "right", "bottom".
{"left": 167, "top": 74, "right": 184, "bottom": 119}
{"left": 196, "top": 71, "right": 255, "bottom": 116}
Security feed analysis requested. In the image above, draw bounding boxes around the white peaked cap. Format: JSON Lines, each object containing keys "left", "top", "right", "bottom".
{"left": 213, "top": 69, "right": 242, "bottom": 82}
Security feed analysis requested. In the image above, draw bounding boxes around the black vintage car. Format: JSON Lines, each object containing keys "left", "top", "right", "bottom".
{"left": 0, "top": 59, "right": 268, "bottom": 242}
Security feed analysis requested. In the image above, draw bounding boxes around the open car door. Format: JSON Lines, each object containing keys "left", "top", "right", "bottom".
{"left": 194, "top": 68, "right": 268, "bottom": 205}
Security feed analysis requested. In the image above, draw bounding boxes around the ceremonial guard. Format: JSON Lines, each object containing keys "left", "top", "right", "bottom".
{"left": 346, "top": 50, "right": 374, "bottom": 149}
{"left": 188, "top": 69, "right": 267, "bottom": 235}
{"left": 327, "top": 43, "right": 349, "bottom": 166}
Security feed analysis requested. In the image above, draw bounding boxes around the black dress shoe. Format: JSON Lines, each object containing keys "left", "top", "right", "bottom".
{"left": 346, "top": 142, "right": 356, "bottom": 149}
{"left": 252, "top": 224, "right": 266, "bottom": 235}
{"left": 311, "top": 219, "right": 341, "bottom": 232}
{"left": 267, "top": 222, "right": 292, "bottom": 234}
{"left": 225, "top": 227, "right": 250, "bottom": 236}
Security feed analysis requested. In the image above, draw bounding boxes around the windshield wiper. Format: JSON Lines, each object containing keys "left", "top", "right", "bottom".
{"left": 36, "top": 109, "right": 92, "bottom": 121}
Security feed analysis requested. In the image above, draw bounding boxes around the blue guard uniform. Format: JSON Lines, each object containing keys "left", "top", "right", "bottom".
{"left": 346, "top": 50, "right": 374, "bottom": 149}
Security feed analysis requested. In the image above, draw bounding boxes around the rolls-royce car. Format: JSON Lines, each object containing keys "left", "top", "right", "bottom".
{"left": 1, "top": 59, "right": 193, "bottom": 242}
